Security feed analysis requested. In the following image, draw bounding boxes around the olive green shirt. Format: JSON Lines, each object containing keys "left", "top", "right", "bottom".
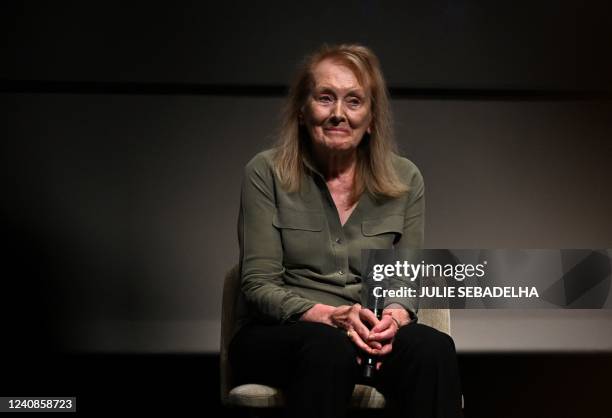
{"left": 237, "top": 149, "right": 424, "bottom": 327}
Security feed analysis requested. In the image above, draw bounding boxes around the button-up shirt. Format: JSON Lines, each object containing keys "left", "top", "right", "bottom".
{"left": 237, "top": 148, "right": 424, "bottom": 327}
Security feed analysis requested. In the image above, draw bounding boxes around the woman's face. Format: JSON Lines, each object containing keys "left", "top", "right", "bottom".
{"left": 301, "top": 59, "right": 372, "bottom": 154}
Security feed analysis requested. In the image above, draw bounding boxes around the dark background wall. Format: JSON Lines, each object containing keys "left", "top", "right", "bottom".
{"left": 3, "top": 1, "right": 612, "bottom": 89}
{"left": 2, "top": 1, "right": 612, "bottom": 355}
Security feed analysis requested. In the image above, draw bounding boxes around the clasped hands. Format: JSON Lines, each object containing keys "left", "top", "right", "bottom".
{"left": 301, "top": 303, "right": 410, "bottom": 369}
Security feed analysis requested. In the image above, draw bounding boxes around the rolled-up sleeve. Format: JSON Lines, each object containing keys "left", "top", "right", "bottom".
{"left": 238, "top": 156, "right": 316, "bottom": 324}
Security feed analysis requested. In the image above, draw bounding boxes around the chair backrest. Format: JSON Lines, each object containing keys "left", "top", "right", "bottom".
{"left": 220, "top": 265, "right": 241, "bottom": 405}
{"left": 219, "top": 265, "right": 451, "bottom": 404}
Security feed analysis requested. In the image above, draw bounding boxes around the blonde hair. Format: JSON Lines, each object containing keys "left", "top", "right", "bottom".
{"left": 272, "top": 43, "right": 409, "bottom": 202}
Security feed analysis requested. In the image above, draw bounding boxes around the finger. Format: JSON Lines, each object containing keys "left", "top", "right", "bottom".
{"left": 369, "top": 326, "right": 397, "bottom": 342}
{"left": 359, "top": 308, "right": 380, "bottom": 328}
{"left": 373, "top": 343, "right": 393, "bottom": 356}
{"left": 376, "top": 361, "right": 383, "bottom": 371}
{"left": 350, "top": 311, "right": 374, "bottom": 342}
{"left": 371, "top": 315, "right": 393, "bottom": 333}
{"left": 348, "top": 331, "right": 376, "bottom": 355}
{"left": 366, "top": 340, "right": 382, "bottom": 350}
{"left": 356, "top": 356, "right": 362, "bottom": 365}
{"left": 336, "top": 305, "right": 352, "bottom": 314}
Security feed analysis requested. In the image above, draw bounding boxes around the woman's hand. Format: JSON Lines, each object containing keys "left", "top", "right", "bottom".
{"left": 366, "top": 315, "right": 397, "bottom": 354}
{"left": 368, "top": 307, "right": 410, "bottom": 344}
{"left": 300, "top": 303, "right": 382, "bottom": 354}
{"left": 300, "top": 303, "right": 413, "bottom": 369}
{"left": 366, "top": 307, "right": 411, "bottom": 369}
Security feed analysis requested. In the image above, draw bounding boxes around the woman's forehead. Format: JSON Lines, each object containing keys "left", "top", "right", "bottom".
{"left": 311, "top": 58, "right": 369, "bottom": 93}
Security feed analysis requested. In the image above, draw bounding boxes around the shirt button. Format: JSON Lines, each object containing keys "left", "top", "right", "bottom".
{"left": 335, "top": 237, "right": 342, "bottom": 244}
{"left": 338, "top": 270, "right": 344, "bottom": 275}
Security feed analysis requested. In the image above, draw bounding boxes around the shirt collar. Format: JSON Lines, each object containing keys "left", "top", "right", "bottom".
{"left": 301, "top": 150, "right": 326, "bottom": 181}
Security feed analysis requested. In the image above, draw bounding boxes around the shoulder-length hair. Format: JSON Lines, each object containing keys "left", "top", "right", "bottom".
{"left": 272, "top": 43, "right": 409, "bottom": 202}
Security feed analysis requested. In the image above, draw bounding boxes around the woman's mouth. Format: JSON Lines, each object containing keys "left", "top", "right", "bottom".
{"left": 324, "top": 127, "right": 350, "bottom": 135}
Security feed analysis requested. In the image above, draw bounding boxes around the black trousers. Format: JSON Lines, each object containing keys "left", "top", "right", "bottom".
{"left": 228, "top": 321, "right": 463, "bottom": 418}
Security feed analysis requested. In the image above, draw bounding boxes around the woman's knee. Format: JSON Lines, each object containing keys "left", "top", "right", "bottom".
{"left": 295, "top": 323, "right": 356, "bottom": 367}
{"left": 393, "top": 323, "right": 456, "bottom": 359}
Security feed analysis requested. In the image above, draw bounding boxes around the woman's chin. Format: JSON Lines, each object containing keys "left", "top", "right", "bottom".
{"left": 322, "top": 140, "right": 359, "bottom": 152}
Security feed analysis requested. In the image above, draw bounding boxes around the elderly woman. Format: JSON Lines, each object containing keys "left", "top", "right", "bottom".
{"left": 229, "top": 44, "right": 462, "bottom": 418}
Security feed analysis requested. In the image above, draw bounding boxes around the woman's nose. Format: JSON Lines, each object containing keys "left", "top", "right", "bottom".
{"left": 330, "top": 101, "right": 346, "bottom": 122}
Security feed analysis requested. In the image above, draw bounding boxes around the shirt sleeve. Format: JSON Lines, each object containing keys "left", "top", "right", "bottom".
{"left": 398, "top": 165, "right": 425, "bottom": 250}
{"left": 238, "top": 155, "right": 317, "bottom": 324}
{"left": 383, "top": 164, "right": 425, "bottom": 318}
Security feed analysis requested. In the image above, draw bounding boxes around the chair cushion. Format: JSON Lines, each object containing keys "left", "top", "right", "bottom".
{"left": 227, "top": 383, "right": 385, "bottom": 409}
{"left": 351, "top": 384, "right": 386, "bottom": 408}
{"left": 228, "top": 384, "right": 285, "bottom": 408}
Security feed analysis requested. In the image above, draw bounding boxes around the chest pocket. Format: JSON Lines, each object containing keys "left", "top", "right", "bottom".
{"left": 361, "top": 214, "right": 404, "bottom": 248}
{"left": 273, "top": 208, "right": 325, "bottom": 264}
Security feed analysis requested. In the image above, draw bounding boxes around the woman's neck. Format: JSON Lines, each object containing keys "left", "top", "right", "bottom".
{"left": 310, "top": 144, "right": 358, "bottom": 182}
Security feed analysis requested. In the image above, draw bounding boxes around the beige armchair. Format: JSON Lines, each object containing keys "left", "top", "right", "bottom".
{"left": 220, "top": 265, "right": 452, "bottom": 409}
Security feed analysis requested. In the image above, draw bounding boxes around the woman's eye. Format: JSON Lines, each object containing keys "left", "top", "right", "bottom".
{"left": 347, "top": 98, "right": 361, "bottom": 107}
{"left": 318, "top": 95, "right": 333, "bottom": 103}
